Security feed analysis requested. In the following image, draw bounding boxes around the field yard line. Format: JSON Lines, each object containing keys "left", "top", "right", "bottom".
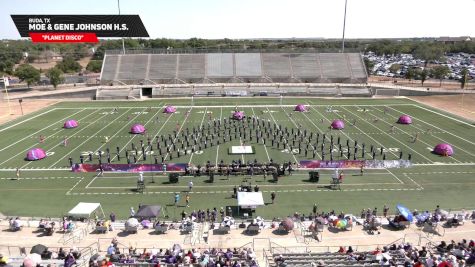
{"left": 86, "top": 182, "right": 401, "bottom": 189}
{"left": 52, "top": 104, "right": 414, "bottom": 109}
{"left": 215, "top": 107, "right": 223, "bottom": 166}
{"left": 0, "top": 168, "right": 69, "bottom": 171}
{"left": 188, "top": 107, "right": 208, "bottom": 164}
{"left": 340, "top": 106, "right": 432, "bottom": 162}
{"left": 84, "top": 173, "right": 100, "bottom": 189}
{"left": 133, "top": 110, "right": 173, "bottom": 162}
{"left": 390, "top": 106, "right": 475, "bottom": 146}
{"left": 48, "top": 108, "right": 135, "bottom": 168}
{"left": 385, "top": 168, "right": 404, "bottom": 184}
{"left": 267, "top": 107, "right": 299, "bottom": 164}
{"left": 413, "top": 163, "right": 475, "bottom": 166}
{"left": 402, "top": 173, "right": 424, "bottom": 190}
{"left": 97, "top": 172, "right": 391, "bottom": 178}
{"left": 111, "top": 106, "right": 165, "bottom": 162}
{"left": 135, "top": 105, "right": 172, "bottom": 161}
{"left": 251, "top": 107, "right": 271, "bottom": 161}
{"left": 306, "top": 103, "right": 381, "bottom": 159}
{"left": 0, "top": 108, "right": 55, "bottom": 133}
{"left": 372, "top": 106, "right": 475, "bottom": 159}
{"left": 0, "top": 108, "right": 87, "bottom": 152}
{"left": 0, "top": 108, "right": 101, "bottom": 166}
{"left": 298, "top": 109, "right": 336, "bottom": 160}
{"left": 409, "top": 103, "right": 475, "bottom": 128}
{"left": 66, "top": 177, "right": 85, "bottom": 195}
{"left": 356, "top": 106, "right": 462, "bottom": 163}
{"left": 164, "top": 107, "right": 192, "bottom": 161}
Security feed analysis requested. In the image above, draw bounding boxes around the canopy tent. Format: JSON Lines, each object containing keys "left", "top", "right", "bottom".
{"left": 135, "top": 205, "right": 161, "bottom": 218}
{"left": 237, "top": 192, "right": 264, "bottom": 216}
{"left": 67, "top": 202, "right": 104, "bottom": 219}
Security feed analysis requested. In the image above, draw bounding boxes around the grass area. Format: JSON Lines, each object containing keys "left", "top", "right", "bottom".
{"left": 0, "top": 97, "right": 473, "bottom": 219}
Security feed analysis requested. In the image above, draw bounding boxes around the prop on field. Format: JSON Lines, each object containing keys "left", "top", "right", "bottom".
{"left": 26, "top": 148, "right": 47, "bottom": 161}
{"left": 281, "top": 218, "right": 294, "bottom": 231}
{"left": 433, "top": 143, "right": 454, "bottom": 156}
{"left": 72, "top": 163, "right": 187, "bottom": 172}
{"left": 294, "top": 104, "right": 307, "bottom": 112}
{"left": 300, "top": 160, "right": 412, "bottom": 169}
{"left": 331, "top": 120, "right": 344, "bottom": 130}
{"left": 232, "top": 111, "right": 244, "bottom": 120}
{"left": 397, "top": 115, "right": 412, "bottom": 124}
{"left": 63, "top": 119, "right": 79, "bottom": 129}
{"left": 130, "top": 124, "right": 146, "bottom": 134}
{"left": 163, "top": 106, "right": 176, "bottom": 114}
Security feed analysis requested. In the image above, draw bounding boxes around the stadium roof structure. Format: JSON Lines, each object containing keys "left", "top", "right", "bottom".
{"left": 100, "top": 52, "right": 367, "bottom": 85}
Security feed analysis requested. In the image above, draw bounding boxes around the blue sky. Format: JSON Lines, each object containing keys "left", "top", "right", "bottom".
{"left": 1, "top": 0, "right": 475, "bottom": 39}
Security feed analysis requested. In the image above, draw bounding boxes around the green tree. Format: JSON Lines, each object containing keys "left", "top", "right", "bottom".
{"left": 413, "top": 43, "right": 444, "bottom": 66}
{"left": 363, "top": 58, "right": 374, "bottom": 74}
{"left": 430, "top": 65, "right": 450, "bottom": 87}
{"left": 14, "top": 64, "right": 40, "bottom": 88}
{"left": 86, "top": 60, "right": 103, "bottom": 73}
{"left": 405, "top": 68, "right": 416, "bottom": 82}
{"left": 0, "top": 59, "right": 15, "bottom": 75}
{"left": 46, "top": 67, "right": 64, "bottom": 89}
{"left": 417, "top": 69, "right": 429, "bottom": 86}
{"left": 389, "top": 64, "right": 401, "bottom": 74}
{"left": 56, "top": 56, "right": 82, "bottom": 73}
{"left": 460, "top": 68, "right": 469, "bottom": 89}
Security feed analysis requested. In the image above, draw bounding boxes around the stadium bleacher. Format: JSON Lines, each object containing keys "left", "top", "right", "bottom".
{"left": 100, "top": 52, "right": 367, "bottom": 85}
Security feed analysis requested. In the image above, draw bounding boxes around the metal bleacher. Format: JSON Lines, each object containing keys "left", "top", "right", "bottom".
{"left": 101, "top": 52, "right": 367, "bottom": 85}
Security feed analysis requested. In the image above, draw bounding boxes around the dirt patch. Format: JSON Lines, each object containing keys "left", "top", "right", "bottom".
{"left": 0, "top": 99, "right": 58, "bottom": 125}
{"left": 409, "top": 94, "right": 475, "bottom": 121}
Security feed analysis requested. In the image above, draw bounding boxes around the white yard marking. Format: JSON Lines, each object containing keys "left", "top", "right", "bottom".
{"left": 389, "top": 105, "right": 475, "bottom": 146}
{"left": 112, "top": 105, "right": 165, "bottom": 162}
{"left": 164, "top": 107, "right": 192, "bottom": 161}
{"left": 340, "top": 106, "right": 433, "bottom": 162}
{"left": 372, "top": 106, "right": 475, "bottom": 159}
{"left": 215, "top": 107, "right": 223, "bottom": 166}
{"left": 267, "top": 107, "right": 299, "bottom": 164}
{"left": 48, "top": 108, "right": 135, "bottom": 168}
{"left": 306, "top": 103, "right": 380, "bottom": 159}
{"left": 0, "top": 108, "right": 55, "bottom": 133}
{"left": 0, "top": 108, "right": 87, "bottom": 152}
{"left": 402, "top": 173, "right": 424, "bottom": 190}
{"left": 188, "top": 107, "right": 208, "bottom": 164}
{"left": 251, "top": 107, "right": 271, "bottom": 161}
{"left": 0, "top": 108, "right": 102, "bottom": 166}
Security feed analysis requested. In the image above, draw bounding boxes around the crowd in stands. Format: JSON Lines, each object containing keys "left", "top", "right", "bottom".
{"left": 275, "top": 238, "right": 475, "bottom": 267}
{"left": 91, "top": 238, "right": 258, "bottom": 267}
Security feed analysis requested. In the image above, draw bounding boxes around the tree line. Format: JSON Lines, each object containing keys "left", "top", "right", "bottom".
{"left": 2, "top": 38, "right": 474, "bottom": 89}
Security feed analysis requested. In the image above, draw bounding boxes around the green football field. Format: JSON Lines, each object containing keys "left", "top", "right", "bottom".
{"left": 0, "top": 97, "right": 474, "bottom": 220}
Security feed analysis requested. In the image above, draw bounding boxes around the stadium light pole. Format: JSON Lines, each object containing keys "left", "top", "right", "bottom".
{"left": 341, "top": 0, "right": 348, "bottom": 53}
{"left": 118, "top": 0, "right": 126, "bottom": 54}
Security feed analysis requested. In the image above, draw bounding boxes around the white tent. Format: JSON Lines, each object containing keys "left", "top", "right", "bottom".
{"left": 68, "top": 202, "right": 104, "bottom": 219}
{"left": 237, "top": 192, "right": 265, "bottom": 209}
